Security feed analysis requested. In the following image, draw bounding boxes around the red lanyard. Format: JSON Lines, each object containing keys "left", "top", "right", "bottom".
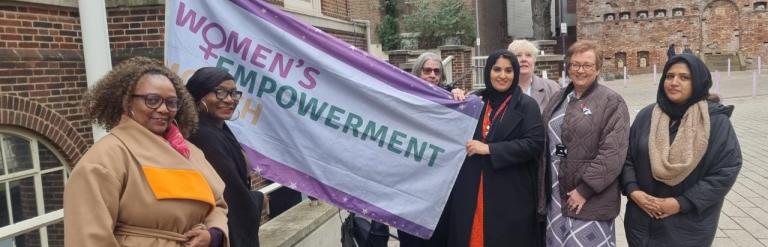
{"left": 481, "top": 95, "right": 513, "bottom": 142}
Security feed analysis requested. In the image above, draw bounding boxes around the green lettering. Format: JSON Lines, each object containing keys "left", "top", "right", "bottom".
{"left": 297, "top": 93, "right": 329, "bottom": 121}
{"left": 325, "top": 105, "right": 345, "bottom": 129}
{"left": 256, "top": 75, "right": 276, "bottom": 97}
{"left": 426, "top": 144, "right": 445, "bottom": 167}
{"left": 275, "top": 85, "right": 297, "bottom": 109}
{"left": 361, "top": 121, "right": 388, "bottom": 147}
{"left": 387, "top": 130, "right": 406, "bottom": 154}
{"left": 404, "top": 137, "right": 428, "bottom": 162}
{"left": 234, "top": 64, "right": 259, "bottom": 93}
{"left": 342, "top": 112, "right": 363, "bottom": 137}
{"left": 216, "top": 56, "right": 235, "bottom": 71}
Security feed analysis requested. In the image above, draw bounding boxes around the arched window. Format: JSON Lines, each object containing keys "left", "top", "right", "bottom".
{"left": 654, "top": 9, "right": 667, "bottom": 18}
{"left": 604, "top": 13, "right": 615, "bottom": 21}
{"left": 0, "top": 128, "right": 68, "bottom": 247}
{"left": 637, "top": 11, "right": 649, "bottom": 19}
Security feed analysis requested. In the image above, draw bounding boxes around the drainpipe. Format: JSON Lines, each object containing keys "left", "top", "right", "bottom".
{"left": 78, "top": 0, "right": 112, "bottom": 141}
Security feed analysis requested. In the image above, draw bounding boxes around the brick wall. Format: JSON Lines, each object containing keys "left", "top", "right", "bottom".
{"left": 348, "top": 0, "right": 380, "bottom": 43}
{"left": 0, "top": 3, "right": 92, "bottom": 168}
{"left": 107, "top": 5, "right": 165, "bottom": 64}
{"left": 321, "top": 0, "right": 349, "bottom": 20}
{"left": 320, "top": 27, "right": 368, "bottom": 51}
{"left": 578, "top": 0, "right": 768, "bottom": 75}
{"left": 439, "top": 45, "right": 473, "bottom": 90}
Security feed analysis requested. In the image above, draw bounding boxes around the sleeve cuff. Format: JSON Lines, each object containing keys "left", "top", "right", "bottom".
{"left": 208, "top": 227, "right": 224, "bottom": 247}
{"left": 675, "top": 196, "right": 694, "bottom": 213}
{"left": 623, "top": 183, "right": 639, "bottom": 196}
{"left": 576, "top": 183, "right": 596, "bottom": 199}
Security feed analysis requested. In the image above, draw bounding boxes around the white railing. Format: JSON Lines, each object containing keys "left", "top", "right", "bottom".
{"left": 0, "top": 184, "right": 285, "bottom": 242}
{"left": 472, "top": 56, "right": 489, "bottom": 89}
{"left": 442, "top": 55, "right": 455, "bottom": 84}
{"left": 0, "top": 209, "right": 63, "bottom": 240}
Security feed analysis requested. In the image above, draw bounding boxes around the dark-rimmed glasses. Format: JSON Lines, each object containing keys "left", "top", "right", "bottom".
{"left": 213, "top": 88, "right": 243, "bottom": 101}
{"left": 131, "top": 94, "right": 180, "bottom": 111}
{"left": 568, "top": 63, "right": 596, "bottom": 71}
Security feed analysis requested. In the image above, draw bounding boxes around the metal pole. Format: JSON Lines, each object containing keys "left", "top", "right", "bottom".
{"left": 753, "top": 71, "right": 758, "bottom": 98}
{"left": 623, "top": 66, "right": 627, "bottom": 88}
{"left": 727, "top": 58, "right": 731, "bottom": 78}
{"left": 79, "top": 0, "right": 112, "bottom": 141}
{"left": 653, "top": 64, "right": 658, "bottom": 84}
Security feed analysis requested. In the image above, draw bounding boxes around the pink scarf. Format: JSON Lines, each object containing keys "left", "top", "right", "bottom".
{"left": 163, "top": 122, "right": 191, "bottom": 159}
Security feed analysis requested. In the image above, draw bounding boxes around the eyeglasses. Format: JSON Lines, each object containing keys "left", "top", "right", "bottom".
{"left": 568, "top": 63, "right": 596, "bottom": 71}
{"left": 213, "top": 88, "right": 243, "bottom": 101}
{"left": 421, "top": 68, "right": 441, "bottom": 75}
{"left": 131, "top": 94, "right": 180, "bottom": 111}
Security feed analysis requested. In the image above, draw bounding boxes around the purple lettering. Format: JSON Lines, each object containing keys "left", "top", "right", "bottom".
{"left": 198, "top": 23, "right": 227, "bottom": 60}
{"left": 299, "top": 67, "right": 319, "bottom": 89}
{"left": 175, "top": 1, "right": 208, "bottom": 33}
{"left": 225, "top": 31, "right": 253, "bottom": 61}
{"left": 250, "top": 44, "right": 272, "bottom": 69}
{"left": 268, "top": 53, "right": 294, "bottom": 79}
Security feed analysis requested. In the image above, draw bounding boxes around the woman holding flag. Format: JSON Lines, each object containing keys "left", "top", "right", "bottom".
{"left": 432, "top": 49, "right": 545, "bottom": 247}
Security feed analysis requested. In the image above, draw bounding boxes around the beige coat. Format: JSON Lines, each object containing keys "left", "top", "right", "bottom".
{"left": 64, "top": 116, "right": 229, "bottom": 247}
{"left": 529, "top": 75, "right": 561, "bottom": 112}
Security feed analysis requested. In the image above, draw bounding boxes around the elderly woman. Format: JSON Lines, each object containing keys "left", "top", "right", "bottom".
{"left": 431, "top": 49, "right": 544, "bottom": 247}
{"left": 507, "top": 40, "right": 560, "bottom": 111}
{"left": 538, "top": 40, "right": 630, "bottom": 247}
{"left": 621, "top": 54, "right": 742, "bottom": 246}
{"left": 64, "top": 57, "right": 229, "bottom": 247}
{"left": 411, "top": 52, "right": 467, "bottom": 101}
{"left": 186, "top": 67, "right": 263, "bottom": 247}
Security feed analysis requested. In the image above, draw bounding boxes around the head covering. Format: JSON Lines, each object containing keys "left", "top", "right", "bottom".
{"left": 483, "top": 49, "right": 520, "bottom": 108}
{"left": 186, "top": 67, "right": 235, "bottom": 102}
{"left": 656, "top": 53, "right": 712, "bottom": 120}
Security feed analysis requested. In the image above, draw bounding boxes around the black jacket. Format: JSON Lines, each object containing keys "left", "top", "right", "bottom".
{"left": 189, "top": 114, "right": 263, "bottom": 247}
{"left": 621, "top": 102, "right": 742, "bottom": 247}
{"left": 430, "top": 87, "right": 545, "bottom": 247}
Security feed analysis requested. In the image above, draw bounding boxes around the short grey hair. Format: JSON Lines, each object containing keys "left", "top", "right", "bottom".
{"left": 507, "top": 40, "right": 540, "bottom": 62}
{"left": 411, "top": 52, "right": 446, "bottom": 84}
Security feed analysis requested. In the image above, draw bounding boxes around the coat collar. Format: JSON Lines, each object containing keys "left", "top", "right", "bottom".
{"left": 485, "top": 87, "right": 524, "bottom": 142}
{"left": 110, "top": 116, "right": 195, "bottom": 170}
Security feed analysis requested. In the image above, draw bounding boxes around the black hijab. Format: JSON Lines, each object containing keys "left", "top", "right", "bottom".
{"left": 186, "top": 67, "right": 236, "bottom": 102}
{"left": 656, "top": 53, "right": 712, "bottom": 120}
{"left": 483, "top": 49, "right": 521, "bottom": 109}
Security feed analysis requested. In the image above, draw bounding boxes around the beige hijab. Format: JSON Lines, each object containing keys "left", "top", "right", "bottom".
{"left": 649, "top": 100, "right": 710, "bottom": 186}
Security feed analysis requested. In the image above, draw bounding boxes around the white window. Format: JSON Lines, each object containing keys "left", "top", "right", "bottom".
{"left": 284, "top": 0, "right": 322, "bottom": 15}
{"left": 0, "top": 128, "right": 68, "bottom": 247}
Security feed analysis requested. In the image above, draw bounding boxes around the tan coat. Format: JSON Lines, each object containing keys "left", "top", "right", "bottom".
{"left": 64, "top": 116, "right": 229, "bottom": 247}
{"left": 529, "top": 75, "right": 561, "bottom": 112}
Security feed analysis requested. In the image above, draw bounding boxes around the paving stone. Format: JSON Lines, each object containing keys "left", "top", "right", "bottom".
{"left": 723, "top": 229, "right": 765, "bottom": 247}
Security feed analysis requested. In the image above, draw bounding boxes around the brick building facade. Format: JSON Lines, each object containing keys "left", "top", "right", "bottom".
{"left": 0, "top": 0, "right": 366, "bottom": 246}
{"left": 578, "top": 0, "right": 768, "bottom": 76}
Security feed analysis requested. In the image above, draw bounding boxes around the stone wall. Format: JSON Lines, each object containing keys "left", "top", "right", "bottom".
{"left": 577, "top": 0, "right": 768, "bottom": 75}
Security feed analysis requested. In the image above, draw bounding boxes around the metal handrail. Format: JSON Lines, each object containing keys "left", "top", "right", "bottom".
{"left": 442, "top": 55, "right": 455, "bottom": 84}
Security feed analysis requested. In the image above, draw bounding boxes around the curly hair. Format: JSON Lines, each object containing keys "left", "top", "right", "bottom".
{"left": 83, "top": 57, "right": 198, "bottom": 137}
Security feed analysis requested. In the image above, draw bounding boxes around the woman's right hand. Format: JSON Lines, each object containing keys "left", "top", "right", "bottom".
{"left": 451, "top": 88, "right": 466, "bottom": 101}
{"left": 630, "top": 190, "right": 661, "bottom": 218}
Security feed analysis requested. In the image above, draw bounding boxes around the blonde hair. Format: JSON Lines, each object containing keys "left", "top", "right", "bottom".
{"left": 507, "top": 40, "right": 540, "bottom": 60}
{"left": 565, "top": 40, "right": 603, "bottom": 70}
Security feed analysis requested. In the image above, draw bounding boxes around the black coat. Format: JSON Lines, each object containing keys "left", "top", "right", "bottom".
{"left": 189, "top": 114, "right": 264, "bottom": 247}
{"left": 431, "top": 87, "right": 545, "bottom": 247}
{"left": 621, "top": 102, "right": 742, "bottom": 247}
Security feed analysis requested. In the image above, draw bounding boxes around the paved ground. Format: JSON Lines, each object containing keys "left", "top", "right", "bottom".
{"left": 385, "top": 69, "right": 768, "bottom": 246}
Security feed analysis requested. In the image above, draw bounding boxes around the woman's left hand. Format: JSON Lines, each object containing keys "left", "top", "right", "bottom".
{"left": 656, "top": 198, "right": 681, "bottom": 219}
{"left": 183, "top": 228, "right": 211, "bottom": 247}
{"left": 567, "top": 189, "right": 587, "bottom": 214}
{"left": 451, "top": 88, "right": 467, "bottom": 101}
{"left": 466, "top": 140, "right": 489, "bottom": 156}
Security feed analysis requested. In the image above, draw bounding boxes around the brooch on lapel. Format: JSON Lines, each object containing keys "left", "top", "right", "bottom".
{"left": 580, "top": 102, "right": 592, "bottom": 115}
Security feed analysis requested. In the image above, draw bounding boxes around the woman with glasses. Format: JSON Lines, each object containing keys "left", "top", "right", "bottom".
{"left": 537, "top": 40, "right": 630, "bottom": 247}
{"left": 411, "top": 52, "right": 467, "bottom": 101}
{"left": 186, "top": 67, "right": 264, "bottom": 247}
{"left": 621, "top": 54, "right": 741, "bottom": 246}
{"left": 64, "top": 57, "right": 229, "bottom": 247}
